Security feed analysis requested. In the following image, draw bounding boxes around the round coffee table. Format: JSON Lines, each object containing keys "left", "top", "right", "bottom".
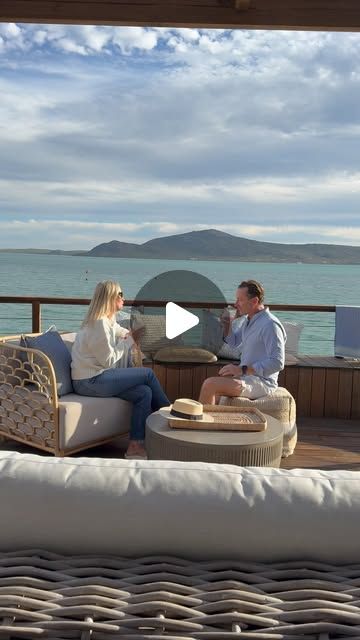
{"left": 146, "top": 411, "right": 283, "bottom": 467}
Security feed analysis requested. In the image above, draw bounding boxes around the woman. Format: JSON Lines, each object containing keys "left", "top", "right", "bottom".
{"left": 71, "top": 280, "right": 170, "bottom": 459}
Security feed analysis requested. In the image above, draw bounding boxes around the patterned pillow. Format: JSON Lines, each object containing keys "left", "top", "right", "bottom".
{"left": 131, "top": 312, "right": 184, "bottom": 356}
{"left": 203, "top": 310, "right": 245, "bottom": 360}
{"left": 128, "top": 343, "right": 145, "bottom": 367}
{"left": 217, "top": 339, "right": 243, "bottom": 361}
{"left": 23, "top": 330, "right": 73, "bottom": 397}
{"left": 218, "top": 316, "right": 247, "bottom": 360}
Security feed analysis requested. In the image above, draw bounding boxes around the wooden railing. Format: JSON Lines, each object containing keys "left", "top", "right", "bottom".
{"left": 0, "top": 295, "right": 336, "bottom": 334}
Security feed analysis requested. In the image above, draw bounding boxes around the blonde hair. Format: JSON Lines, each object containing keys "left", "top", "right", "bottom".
{"left": 82, "top": 280, "right": 122, "bottom": 327}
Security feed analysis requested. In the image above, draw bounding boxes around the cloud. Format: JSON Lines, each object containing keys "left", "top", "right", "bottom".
{"left": 1, "top": 26, "right": 360, "bottom": 248}
{"left": 0, "top": 23, "right": 162, "bottom": 57}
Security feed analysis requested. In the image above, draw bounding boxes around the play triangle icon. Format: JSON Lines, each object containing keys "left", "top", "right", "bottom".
{"left": 166, "top": 302, "right": 199, "bottom": 339}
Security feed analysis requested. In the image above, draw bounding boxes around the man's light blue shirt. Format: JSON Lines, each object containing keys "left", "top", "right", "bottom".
{"left": 225, "top": 308, "right": 286, "bottom": 388}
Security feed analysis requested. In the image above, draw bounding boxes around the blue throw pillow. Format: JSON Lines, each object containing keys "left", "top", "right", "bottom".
{"left": 23, "top": 330, "right": 73, "bottom": 397}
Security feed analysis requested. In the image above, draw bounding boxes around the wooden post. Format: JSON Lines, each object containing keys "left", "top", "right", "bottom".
{"left": 32, "top": 301, "right": 41, "bottom": 333}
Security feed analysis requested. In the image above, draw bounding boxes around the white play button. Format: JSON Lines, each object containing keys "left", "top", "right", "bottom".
{"left": 166, "top": 302, "right": 199, "bottom": 339}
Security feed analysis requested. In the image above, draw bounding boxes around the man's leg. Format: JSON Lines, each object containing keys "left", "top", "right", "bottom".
{"left": 199, "top": 376, "right": 244, "bottom": 405}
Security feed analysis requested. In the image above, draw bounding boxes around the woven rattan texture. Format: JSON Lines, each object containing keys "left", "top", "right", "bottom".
{"left": 168, "top": 411, "right": 266, "bottom": 431}
{"left": 0, "top": 343, "right": 55, "bottom": 449}
{"left": 220, "top": 389, "right": 295, "bottom": 426}
{"left": 1, "top": 551, "right": 360, "bottom": 639}
{"left": 213, "top": 412, "right": 257, "bottom": 424}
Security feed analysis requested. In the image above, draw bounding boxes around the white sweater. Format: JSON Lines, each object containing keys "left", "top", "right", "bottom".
{"left": 71, "top": 317, "right": 135, "bottom": 380}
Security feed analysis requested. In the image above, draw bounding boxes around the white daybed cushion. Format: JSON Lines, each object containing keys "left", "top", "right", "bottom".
{"left": 0, "top": 452, "right": 359, "bottom": 563}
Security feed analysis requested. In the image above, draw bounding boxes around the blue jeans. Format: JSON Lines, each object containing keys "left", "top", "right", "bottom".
{"left": 73, "top": 367, "right": 170, "bottom": 441}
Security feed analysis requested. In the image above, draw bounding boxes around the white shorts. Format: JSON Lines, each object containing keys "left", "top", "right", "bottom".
{"left": 233, "top": 375, "right": 275, "bottom": 400}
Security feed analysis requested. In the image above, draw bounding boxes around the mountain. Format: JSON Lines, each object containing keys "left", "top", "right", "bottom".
{"left": 87, "top": 229, "right": 360, "bottom": 264}
{"left": 2, "top": 228, "right": 360, "bottom": 263}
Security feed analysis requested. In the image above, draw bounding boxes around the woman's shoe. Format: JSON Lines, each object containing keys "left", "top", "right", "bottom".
{"left": 124, "top": 452, "right": 148, "bottom": 460}
{"left": 125, "top": 440, "right": 147, "bottom": 459}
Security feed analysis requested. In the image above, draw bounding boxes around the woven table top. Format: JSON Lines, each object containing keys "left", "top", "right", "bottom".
{"left": 169, "top": 406, "right": 267, "bottom": 431}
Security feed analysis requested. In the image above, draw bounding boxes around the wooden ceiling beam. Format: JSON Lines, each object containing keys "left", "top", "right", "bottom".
{"left": 1, "top": 0, "right": 360, "bottom": 32}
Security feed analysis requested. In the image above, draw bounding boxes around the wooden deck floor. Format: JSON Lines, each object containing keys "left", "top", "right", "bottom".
{"left": 1, "top": 417, "right": 360, "bottom": 471}
{"left": 281, "top": 416, "right": 360, "bottom": 471}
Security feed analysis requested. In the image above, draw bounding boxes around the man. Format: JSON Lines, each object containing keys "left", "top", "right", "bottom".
{"left": 199, "top": 280, "right": 286, "bottom": 404}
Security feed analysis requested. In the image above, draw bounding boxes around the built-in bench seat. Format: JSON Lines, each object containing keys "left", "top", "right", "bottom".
{"left": 145, "top": 355, "right": 360, "bottom": 419}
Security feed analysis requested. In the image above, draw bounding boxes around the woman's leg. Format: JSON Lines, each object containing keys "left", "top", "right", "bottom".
{"left": 115, "top": 384, "right": 152, "bottom": 441}
{"left": 76, "top": 367, "right": 168, "bottom": 405}
{"left": 86, "top": 366, "right": 169, "bottom": 409}
{"left": 140, "top": 367, "right": 170, "bottom": 410}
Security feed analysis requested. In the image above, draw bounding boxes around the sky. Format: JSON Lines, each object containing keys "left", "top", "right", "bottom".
{"left": 1, "top": 23, "right": 360, "bottom": 249}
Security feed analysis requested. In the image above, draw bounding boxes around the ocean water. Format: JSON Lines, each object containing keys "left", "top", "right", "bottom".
{"left": 1, "top": 252, "right": 360, "bottom": 354}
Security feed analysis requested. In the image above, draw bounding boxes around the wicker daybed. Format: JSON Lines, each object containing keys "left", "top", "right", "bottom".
{"left": 0, "top": 451, "right": 359, "bottom": 638}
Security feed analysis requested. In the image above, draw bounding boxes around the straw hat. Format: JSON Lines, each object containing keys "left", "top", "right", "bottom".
{"left": 159, "top": 398, "right": 214, "bottom": 423}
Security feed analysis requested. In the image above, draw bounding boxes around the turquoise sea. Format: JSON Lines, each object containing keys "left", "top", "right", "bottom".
{"left": 1, "top": 252, "right": 360, "bottom": 354}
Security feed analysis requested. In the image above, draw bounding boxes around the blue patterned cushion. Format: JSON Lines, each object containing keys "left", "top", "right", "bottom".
{"left": 23, "top": 331, "right": 73, "bottom": 397}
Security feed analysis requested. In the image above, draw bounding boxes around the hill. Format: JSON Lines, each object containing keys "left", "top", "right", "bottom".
{"left": 87, "top": 229, "right": 360, "bottom": 264}
{"left": 2, "top": 229, "right": 360, "bottom": 263}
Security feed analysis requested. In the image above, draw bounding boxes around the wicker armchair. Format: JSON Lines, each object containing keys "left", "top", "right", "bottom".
{"left": 0, "top": 336, "right": 131, "bottom": 455}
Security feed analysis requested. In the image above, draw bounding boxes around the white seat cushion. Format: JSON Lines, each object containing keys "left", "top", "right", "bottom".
{"left": 58, "top": 394, "right": 132, "bottom": 450}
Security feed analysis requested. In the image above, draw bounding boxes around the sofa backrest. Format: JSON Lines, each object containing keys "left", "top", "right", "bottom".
{"left": 0, "top": 451, "right": 359, "bottom": 562}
